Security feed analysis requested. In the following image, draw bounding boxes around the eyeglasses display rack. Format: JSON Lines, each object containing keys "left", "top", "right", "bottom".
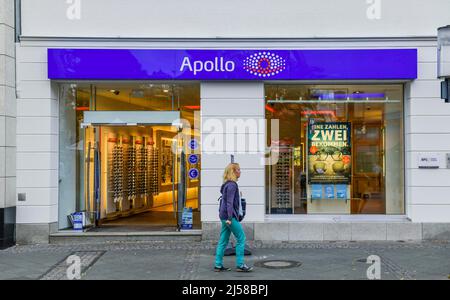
{"left": 126, "top": 136, "right": 138, "bottom": 209}
{"left": 111, "top": 137, "right": 124, "bottom": 211}
{"left": 107, "top": 134, "right": 162, "bottom": 217}
{"left": 149, "top": 146, "right": 160, "bottom": 195}
{"left": 270, "top": 146, "right": 294, "bottom": 214}
{"left": 138, "top": 138, "right": 149, "bottom": 204}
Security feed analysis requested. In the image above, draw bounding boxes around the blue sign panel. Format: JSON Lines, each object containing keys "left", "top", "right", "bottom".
{"left": 188, "top": 168, "right": 199, "bottom": 180}
{"left": 311, "top": 185, "right": 323, "bottom": 199}
{"left": 48, "top": 49, "right": 417, "bottom": 80}
{"left": 189, "top": 139, "right": 199, "bottom": 150}
{"left": 324, "top": 185, "right": 335, "bottom": 199}
{"left": 336, "top": 185, "right": 348, "bottom": 199}
{"left": 188, "top": 154, "right": 199, "bottom": 165}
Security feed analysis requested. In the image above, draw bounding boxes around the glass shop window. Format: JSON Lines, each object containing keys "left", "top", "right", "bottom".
{"left": 265, "top": 84, "right": 404, "bottom": 215}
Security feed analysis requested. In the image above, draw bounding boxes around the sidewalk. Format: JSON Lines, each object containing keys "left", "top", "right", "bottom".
{"left": 0, "top": 241, "right": 449, "bottom": 280}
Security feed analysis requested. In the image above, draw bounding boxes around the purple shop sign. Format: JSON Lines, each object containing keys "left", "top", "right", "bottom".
{"left": 48, "top": 49, "right": 417, "bottom": 80}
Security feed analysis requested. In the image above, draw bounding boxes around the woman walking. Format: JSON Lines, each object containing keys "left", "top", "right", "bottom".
{"left": 214, "top": 163, "right": 253, "bottom": 272}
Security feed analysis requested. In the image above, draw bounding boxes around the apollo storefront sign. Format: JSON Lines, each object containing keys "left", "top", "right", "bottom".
{"left": 48, "top": 49, "right": 417, "bottom": 80}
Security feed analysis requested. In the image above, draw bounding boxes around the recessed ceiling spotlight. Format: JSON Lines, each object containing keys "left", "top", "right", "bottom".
{"left": 109, "top": 90, "right": 120, "bottom": 95}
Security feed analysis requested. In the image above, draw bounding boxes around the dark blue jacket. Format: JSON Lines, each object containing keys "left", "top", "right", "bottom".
{"left": 219, "top": 181, "right": 240, "bottom": 221}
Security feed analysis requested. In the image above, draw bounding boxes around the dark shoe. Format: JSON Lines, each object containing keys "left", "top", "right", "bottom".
{"left": 214, "top": 266, "right": 231, "bottom": 272}
{"left": 236, "top": 264, "right": 253, "bottom": 272}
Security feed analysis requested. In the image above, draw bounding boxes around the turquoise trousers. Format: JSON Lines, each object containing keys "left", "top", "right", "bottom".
{"left": 215, "top": 218, "right": 246, "bottom": 268}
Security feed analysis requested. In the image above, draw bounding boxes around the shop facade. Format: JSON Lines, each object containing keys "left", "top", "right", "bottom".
{"left": 10, "top": 0, "right": 450, "bottom": 244}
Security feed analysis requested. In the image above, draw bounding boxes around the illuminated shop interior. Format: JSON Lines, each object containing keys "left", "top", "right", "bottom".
{"left": 59, "top": 83, "right": 201, "bottom": 230}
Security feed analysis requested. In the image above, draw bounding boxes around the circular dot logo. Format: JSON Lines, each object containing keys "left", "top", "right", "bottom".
{"left": 243, "top": 52, "right": 286, "bottom": 78}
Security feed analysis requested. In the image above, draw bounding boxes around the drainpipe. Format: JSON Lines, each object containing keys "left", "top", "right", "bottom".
{"left": 438, "top": 26, "right": 450, "bottom": 102}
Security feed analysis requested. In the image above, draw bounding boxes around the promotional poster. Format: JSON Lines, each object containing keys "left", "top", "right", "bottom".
{"left": 308, "top": 120, "right": 352, "bottom": 184}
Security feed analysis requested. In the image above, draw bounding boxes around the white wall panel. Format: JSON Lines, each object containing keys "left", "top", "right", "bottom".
{"left": 16, "top": 205, "right": 57, "bottom": 223}
{"left": 410, "top": 116, "right": 450, "bottom": 133}
{"left": 408, "top": 98, "right": 450, "bottom": 116}
{"left": 5, "top": 146, "right": 15, "bottom": 177}
{"left": 410, "top": 169, "right": 450, "bottom": 187}
{"left": 16, "top": 81, "right": 57, "bottom": 99}
{"left": 410, "top": 187, "right": 450, "bottom": 205}
{"left": 417, "top": 47, "right": 439, "bottom": 63}
{"left": 0, "top": 86, "right": 16, "bottom": 117}
{"left": 201, "top": 186, "right": 265, "bottom": 205}
{"left": 17, "top": 63, "right": 48, "bottom": 81}
{"left": 20, "top": 0, "right": 450, "bottom": 38}
{"left": 0, "top": 147, "right": 4, "bottom": 177}
{"left": 17, "top": 170, "right": 58, "bottom": 188}
{"left": 201, "top": 152, "right": 266, "bottom": 169}
{"left": 17, "top": 152, "right": 58, "bottom": 170}
{"left": 0, "top": 0, "right": 14, "bottom": 28}
{"left": 16, "top": 46, "right": 47, "bottom": 63}
{"left": 409, "top": 134, "right": 450, "bottom": 151}
{"left": 17, "top": 99, "right": 58, "bottom": 117}
{"left": 16, "top": 134, "right": 58, "bottom": 153}
{"left": 201, "top": 99, "right": 264, "bottom": 117}
{"left": 201, "top": 169, "right": 264, "bottom": 188}
{"left": 408, "top": 80, "right": 442, "bottom": 98}
{"left": 201, "top": 82, "right": 264, "bottom": 99}
{"left": 0, "top": 116, "right": 4, "bottom": 147}
{"left": 201, "top": 117, "right": 266, "bottom": 133}
{"left": 0, "top": 55, "right": 15, "bottom": 87}
{"left": 5, "top": 177, "right": 15, "bottom": 208}
{"left": 201, "top": 133, "right": 266, "bottom": 153}
{"left": 4, "top": 116, "right": 15, "bottom": 147}
{"left": 410, "top": 205, "right": 450, "bottom": 223}
{"left": 0, "top": 26, "right": 15, "bottom": 58}
{"left": 17, "top": 117, "right": 58, "bottom": 135}
{"left": 201, "top": 204, "right": 265, "bottom": 222}
{"left": 0, "top": 178, "right": 4, "bottom": 209}
{"left": 417, "top": 63, "right": 438, "bottom": 80}
{"left": 16, "top": 188, "right": 58, "bottom": 207}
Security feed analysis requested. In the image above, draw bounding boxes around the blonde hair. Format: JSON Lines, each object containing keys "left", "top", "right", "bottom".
{"left": 223, "top": 163, "right": 240, "bottom": 183}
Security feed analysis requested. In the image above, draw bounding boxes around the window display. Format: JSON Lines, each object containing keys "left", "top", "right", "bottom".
{"left": 269, "top": 144, "right": 294, "bottom": 214}
{"left": 265, "top": 84, "right": 404, "bottom": 215}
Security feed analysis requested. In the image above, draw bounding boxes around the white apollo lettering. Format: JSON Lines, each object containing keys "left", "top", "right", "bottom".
{"left": 180, "top": 57, "right": 235, "bottom": 75}
{"left": 225, "top": 61, "right": 235, "bottom": 72}
{"left": 204, "top": 61, "right": 214, "bottom": 72}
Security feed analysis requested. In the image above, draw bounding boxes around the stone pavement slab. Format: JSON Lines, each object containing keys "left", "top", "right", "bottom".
{"left": 83, "top": 249, "right": 194, "bottom": 280}
{"left": 0, "top": 241, "right": 449, "bottom": 280}
{"left": 0, "top": 252, "right": 71, "bottom": 280}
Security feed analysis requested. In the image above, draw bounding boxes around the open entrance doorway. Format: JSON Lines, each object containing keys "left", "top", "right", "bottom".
{"left": 82, "top": 123, "right": 200, "bottom": 231}
{"left": 58, "top": 82, "right": 201, "bottom": 232}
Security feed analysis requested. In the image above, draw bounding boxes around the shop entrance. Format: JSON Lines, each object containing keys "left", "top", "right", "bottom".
{"left": 82, "top": 123, "right": 200, "bottom": 231}
{"left": 58, "top": 82, "right": 201, "bottom": 232}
